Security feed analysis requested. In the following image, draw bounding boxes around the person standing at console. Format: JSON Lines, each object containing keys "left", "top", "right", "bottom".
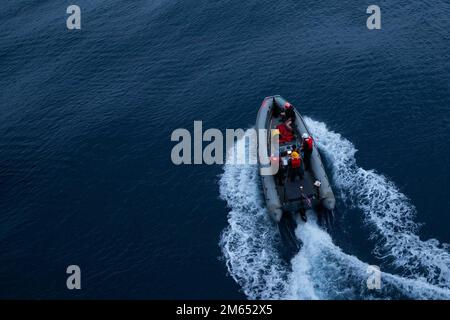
{"left": 288, "top": 151, "right": 304, "bottom": 181}
{"left": 301, "top": 133, "right": 314, "bottom": 172}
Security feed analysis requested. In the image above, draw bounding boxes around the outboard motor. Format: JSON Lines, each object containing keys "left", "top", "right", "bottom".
{"left": 311, "top": 180, "right": 335, "bottom": 228}
{"left": 298, "top": 186, "right": 317, "bottom": 222}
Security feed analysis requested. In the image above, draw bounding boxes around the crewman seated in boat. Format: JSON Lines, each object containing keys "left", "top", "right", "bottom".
{"left": 280, "top": 102, "right": 296, "bottom": 122}
{"left": 288, "top": 151, "right": 304, "bottom": 181}
{"left": 301, "top": 133, "right": 314, "bottom": 171}
{"left": 276, "top": 122, "right": 294, "bottom": 143}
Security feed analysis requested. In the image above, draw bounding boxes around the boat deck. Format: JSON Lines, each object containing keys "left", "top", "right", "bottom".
{"left": 269, "top": 116, "right": 317, "bottom": 209}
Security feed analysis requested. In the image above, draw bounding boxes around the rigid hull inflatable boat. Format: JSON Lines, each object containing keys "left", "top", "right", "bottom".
{"left": 256, "top": 95, "right": 335, "bottom": 224}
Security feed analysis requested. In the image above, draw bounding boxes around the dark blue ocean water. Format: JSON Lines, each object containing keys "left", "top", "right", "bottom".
{"left": 0, "top": 0, "right": 449, "bottom": 299}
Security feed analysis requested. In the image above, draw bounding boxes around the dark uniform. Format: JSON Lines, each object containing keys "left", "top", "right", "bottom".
{"left": 285, "top": 107, "right": 295, "bottom": 122}
{"left": 302, "top": 137, "right": 314, "bottom": 171}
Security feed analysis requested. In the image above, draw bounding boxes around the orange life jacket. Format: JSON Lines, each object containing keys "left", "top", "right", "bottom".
{"left": 276, "top": 124, "right": 294, "bottom": 143}
{"left": 304, "top": 137, "right": 314, "bottom": 151}
{"left": 291, "top": 157, "right": 301, "bottom": 168}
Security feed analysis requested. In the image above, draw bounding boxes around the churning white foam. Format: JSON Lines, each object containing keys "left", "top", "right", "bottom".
{"left": 287, "top": 216, "right": 450, "bottom": 299}
{"left": 219, "top": 123, "right": 450, "bottom": 299}
{"left": 303, "top": 117, "right": 450, "bottom": 289}
{"left": 219, "top": 130, "right": 290, "bottom": 299}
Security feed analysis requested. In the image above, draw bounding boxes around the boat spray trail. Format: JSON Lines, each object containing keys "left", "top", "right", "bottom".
{"left": 304, "top": 117, "right": 450, "bottom": 289}
{"left": 219, "top": 129, "right": 290, "bottom": 299}
{"left": 219, "top": 125, "right": 450, "bottom": 299}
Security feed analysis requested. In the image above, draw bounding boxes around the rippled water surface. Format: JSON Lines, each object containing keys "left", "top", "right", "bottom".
{"left": 0, "top": 0, "right": 449, "bottom": 298}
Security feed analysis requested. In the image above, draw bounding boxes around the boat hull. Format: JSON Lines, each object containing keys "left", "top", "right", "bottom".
{"left": 256, "top": 95, "right": 336, "bottom": 222}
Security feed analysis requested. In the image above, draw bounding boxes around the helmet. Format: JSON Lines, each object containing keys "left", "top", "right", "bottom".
{"left": 291, "top": 151, "right": 300, "bottom": 159}
{"left": 302, "top": 133, "right": 309, "bottom": 139}
{"left": 284, "top": 102, "right": 293, "bottom": 109}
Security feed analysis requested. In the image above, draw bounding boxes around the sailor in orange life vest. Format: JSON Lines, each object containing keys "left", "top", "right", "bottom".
{"left": 301, "top": 133, "right": 314, "bottom": 172}
{"left": 288, "top": 150, "right": 304, "bottom": 182}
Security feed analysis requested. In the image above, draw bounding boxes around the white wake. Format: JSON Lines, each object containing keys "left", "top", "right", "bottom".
{"left": 304, "top": 117, "right": 450, "bottom": 289}
{"left": 219, "top": 122, "right": 450, "bottom": 299}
